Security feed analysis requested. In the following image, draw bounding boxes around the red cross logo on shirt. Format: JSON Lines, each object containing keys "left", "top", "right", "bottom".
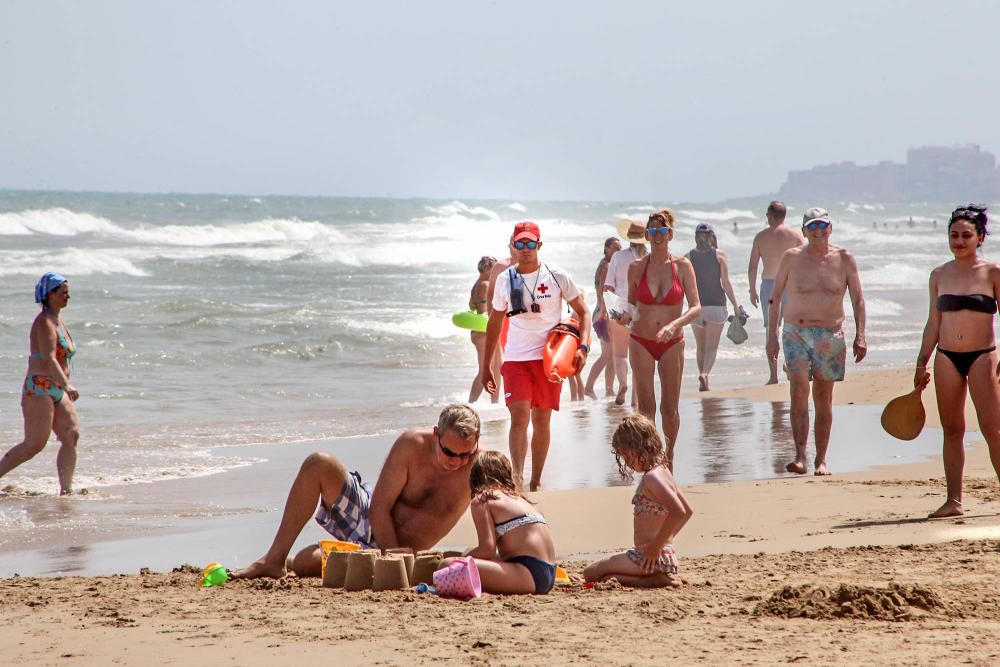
{"left": 537, "top": 283, "right": 549, "bottom": 294}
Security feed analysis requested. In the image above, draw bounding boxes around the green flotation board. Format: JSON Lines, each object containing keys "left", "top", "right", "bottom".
{"left": 452, "top": 310, "right": 488, "bottom": 333}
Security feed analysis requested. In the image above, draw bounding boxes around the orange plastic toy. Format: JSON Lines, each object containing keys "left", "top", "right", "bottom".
{"left": 543, "top": 319, "right": 581, "bottom": 383}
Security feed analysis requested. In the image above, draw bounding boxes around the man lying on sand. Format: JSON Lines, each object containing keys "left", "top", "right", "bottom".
{"left": 236, "top": 404, "right": 480, "bottom": 579}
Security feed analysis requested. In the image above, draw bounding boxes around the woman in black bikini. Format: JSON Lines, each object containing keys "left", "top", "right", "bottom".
{"left": 621, "top": 210, "right": 701, "bottom": 468}
{"left": 915, "top": 205, "right": 1000, "bottom": 518}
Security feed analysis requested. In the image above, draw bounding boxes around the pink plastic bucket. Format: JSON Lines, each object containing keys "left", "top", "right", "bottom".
{"left": 432, "top": 557, "right": 482, "bottom": 599}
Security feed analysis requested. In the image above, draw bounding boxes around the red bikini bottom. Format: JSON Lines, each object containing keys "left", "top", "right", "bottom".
{"left": 630, "top": 334, "right": 683, "bottom": 361}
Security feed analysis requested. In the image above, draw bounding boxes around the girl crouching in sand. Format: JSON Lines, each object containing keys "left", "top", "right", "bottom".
{"left": 438, "top": 450, "right": 557, "bottom": 594}
{"left": 584, "top": 415, "right": 693, "bottom": 587}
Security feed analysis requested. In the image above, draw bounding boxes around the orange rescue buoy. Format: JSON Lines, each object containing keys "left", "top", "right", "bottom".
{"left": 543, "top": 319, "right": 581, "bottom": 383}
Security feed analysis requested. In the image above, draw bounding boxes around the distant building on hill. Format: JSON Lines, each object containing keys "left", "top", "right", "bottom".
{"left": 777, "top": 145, "right": 1000, "bottom": 202}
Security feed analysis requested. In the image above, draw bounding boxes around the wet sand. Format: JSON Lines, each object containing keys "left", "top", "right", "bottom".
{"left": 3, "top": 367, "right": 1000, "bottom": 665}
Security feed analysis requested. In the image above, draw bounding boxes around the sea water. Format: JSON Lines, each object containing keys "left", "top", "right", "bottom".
{"left": 0, "top": 191, "right": 967, "bottom": 540}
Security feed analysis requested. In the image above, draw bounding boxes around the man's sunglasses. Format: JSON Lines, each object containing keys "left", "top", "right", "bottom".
{"left": 438, "top": 436, "right": 477, "bottom": 459}
{"left": 647, "top": 226, "right": 671, "bottom": 236}
{"left": 804, "top": 220, "right": 831, "bottom": 231}
{"left": 513, "top": 240, "right": 539, "bottom": 250}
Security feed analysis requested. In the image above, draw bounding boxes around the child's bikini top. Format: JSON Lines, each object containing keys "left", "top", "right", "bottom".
{"left": 632, "top": 477, "right": 669, "bottom": 516}
{"left": 495, "top": 512, "right": 547, "bottom": 538}
{"left": 635, "top": 258, "right": 684, "bottom": 306}
{"left": 937, "top": 293, "right": 998, "bottom": 314}
{"left": 29, "top": 321, "right": 76, "bottom": 363}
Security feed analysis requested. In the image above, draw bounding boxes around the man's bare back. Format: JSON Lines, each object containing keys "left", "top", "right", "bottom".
{"left": 752, "top": 225, "right": 805, "bottom": 281}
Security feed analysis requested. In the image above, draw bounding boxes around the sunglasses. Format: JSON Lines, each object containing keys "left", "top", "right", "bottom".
{"left": 513, "top": 240, "right": 539, "bottom": 250}
{"left": 647, "top": 226, "right": 671, "bottom": 236}
{"left": 804, "top": 220, "right": 831, "bottom": 230}
{"left": 438, "top": 435, "right": 477, "bottom": 460}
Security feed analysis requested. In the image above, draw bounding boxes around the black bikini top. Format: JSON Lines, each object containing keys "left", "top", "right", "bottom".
{"left": 937, "top": 293, "right": 998, "bottom": 314}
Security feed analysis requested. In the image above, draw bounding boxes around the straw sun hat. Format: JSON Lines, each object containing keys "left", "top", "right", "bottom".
{"left": 616, "top": 218, "right": 648, "bottom": 243}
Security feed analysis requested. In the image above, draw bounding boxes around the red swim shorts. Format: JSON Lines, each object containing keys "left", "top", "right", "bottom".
{"left": 501, "top": 360, "right": 562, "bottom": 410}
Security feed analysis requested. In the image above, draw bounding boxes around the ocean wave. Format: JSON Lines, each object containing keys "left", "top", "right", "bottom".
{"left": 677, "top": 208, "right": 757, "bottom": 223}
{"left": 0, "top": 208, "right": 120, "bottom": 236}
{"left": 121, "top": 218, "right": 342, "bottom": 247}
{"left": 418, "top": 200, "right": 501, "bottom": 222}
{"left": 0, "top": 248, "right": 149, "bottom": 277}
{"left": 506, "top": 203, "right": 527, "bottom": 213}
{"left": 860, "top": 262, "right": 931, "bottom": 288}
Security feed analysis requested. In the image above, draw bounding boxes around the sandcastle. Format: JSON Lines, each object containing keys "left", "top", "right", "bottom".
{"left": 322, "top": 546, "right": 429, "bottom": 592}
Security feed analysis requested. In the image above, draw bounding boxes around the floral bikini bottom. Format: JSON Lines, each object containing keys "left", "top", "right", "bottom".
{"left": 22, "top": 375, "right": 65, "bottom": 403}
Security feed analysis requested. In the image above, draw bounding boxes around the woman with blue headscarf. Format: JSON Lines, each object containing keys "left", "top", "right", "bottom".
{"left": 0, "top": 272, "right": 81, "bottom": 495}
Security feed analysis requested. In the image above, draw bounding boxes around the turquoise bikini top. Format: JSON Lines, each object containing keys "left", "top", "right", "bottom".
{"left": 30, "top": 321, "right": 75, "bottom": 364}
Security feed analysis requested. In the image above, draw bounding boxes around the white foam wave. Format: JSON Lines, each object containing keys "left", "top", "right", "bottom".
{"left": 0, "top": 248, "right": 149, "bottom": 277}
{"left": 420, "top": 201, "right": 501, "bottom": 222}
{"left": 121, "top": 218, "right": 341, "bottom": 247}
{"left": 865, "top": 297, "right": 905, "bottom": 318}
{"left": 678, "top": 208, "right": 757, "bottom": 223}
{"left": 506, "top": 203, "right": 527, "bottom": 213}
{"left": 860, "top": 262, "right": 930, "bottom": 288}
{"left": 340, "top": 312, "right": 463, "bottom": 340}
{"left": 0, "top": 208, "right": 120, "bottom": 236}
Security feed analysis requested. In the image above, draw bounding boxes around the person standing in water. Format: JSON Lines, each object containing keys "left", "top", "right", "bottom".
{"left": 0, "top": 273, "right": 81, "bottom": 495}
{"left": 468, "top": 255, "right": 500, "bottom": 403}
{"left": 766, "top": 208, "right": 866, "bottom": 476}
{"left": 686, "top": 222, "right": 744, "bottom": 391}
{"left": 914, "top": 205, "right": 1000, "bottom": 518}
{"left": 483, "top": 222, "right": 591, "bottom": 490}
{"left": 748, "top": 201, "right": 805, "bottom": 384}
{"left": 621, "top": 210, "right": 701, "bottom": 469}
{"left": 603, "top": 221, "right": 648, "bottom": 405}
{"left": 585, "top": 237, "right": 621, "bottom": 399}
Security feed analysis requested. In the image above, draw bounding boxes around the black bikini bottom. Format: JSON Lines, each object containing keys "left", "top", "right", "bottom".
{"left": 937, "top": 346, "right": 996, "bottom": 378}
{"left": 506, "top": 555, "right": 556, "bottom": 594}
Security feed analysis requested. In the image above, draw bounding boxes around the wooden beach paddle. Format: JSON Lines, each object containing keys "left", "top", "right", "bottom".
{"left": 880, "top": 389, "right": 926, "bottom": 441}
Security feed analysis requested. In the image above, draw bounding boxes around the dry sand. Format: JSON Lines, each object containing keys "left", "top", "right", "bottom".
{"left": 3, "top": 368, "right": 1000, "bottom": 666}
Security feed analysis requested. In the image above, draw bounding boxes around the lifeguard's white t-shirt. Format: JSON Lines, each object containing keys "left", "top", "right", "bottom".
{"left": 492, "top": 264, "right": 580, "bottom": 361}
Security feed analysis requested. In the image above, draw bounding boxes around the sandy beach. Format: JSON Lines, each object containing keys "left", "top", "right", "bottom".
{"left": 3, "top": 367, "right": 1000, "bottom": 665}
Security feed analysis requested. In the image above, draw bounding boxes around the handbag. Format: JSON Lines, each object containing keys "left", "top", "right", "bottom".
{"left": 726, "top": 311, "right": 749, "bottom": 345}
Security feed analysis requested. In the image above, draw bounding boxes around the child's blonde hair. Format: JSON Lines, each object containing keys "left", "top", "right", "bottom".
{"left": 611, "top": 415, "right": 669, "bottom": 479}
{"left": 470, "top": 450, "right": 525, "bottom": 500}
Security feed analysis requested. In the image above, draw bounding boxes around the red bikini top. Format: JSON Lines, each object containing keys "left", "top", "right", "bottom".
{"left": 636, "top": 258, "right": 684, "bottom": 306}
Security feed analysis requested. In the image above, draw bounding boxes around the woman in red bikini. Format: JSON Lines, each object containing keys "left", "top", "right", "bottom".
{"left": 915, "top": 204, "right": 1000, "bottom": 518}
{"left": 621, "top": 210, "right": 701, "bottom": 468}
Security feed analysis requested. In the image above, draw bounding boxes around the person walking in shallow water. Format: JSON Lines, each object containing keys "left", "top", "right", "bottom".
{"left": 621, "top": 210, "right": 701, "bottom": 469}
{"left": 585, "top": 236, "right": 621, "bottom": 399}
{"left": 0, "top": 273, "right": 81, "bottom": 495}
{"left": 748, "top": 201, "right": 805, "bottom": 384}
{"left": 686, "top": 222, "right": 744, "bottom": 392}
{"left": 914, "top": 205, "right": 1000, "bottom": 518}
{"left": 468, "top": 255, "right": 500, "bottom": 404}
{"left": 766, "top": 208, "right": 866, "bottom": 476}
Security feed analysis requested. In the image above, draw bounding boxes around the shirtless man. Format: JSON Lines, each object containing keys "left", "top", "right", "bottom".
{"left": 765, "top": 208, "right": 866, "bottom": 476}
{"left": 235, "top": 404, "right": 480, "bottom": 579}
{"left": 748, "top": 201, "right": 805, "bottom": 383}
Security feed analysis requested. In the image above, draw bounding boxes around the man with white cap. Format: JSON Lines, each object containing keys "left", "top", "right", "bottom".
{"left": 601, "top": 219, "right": 648, "bottom": 405}
{"left": 765, "top": 207, "right": 867, "bottom": 476}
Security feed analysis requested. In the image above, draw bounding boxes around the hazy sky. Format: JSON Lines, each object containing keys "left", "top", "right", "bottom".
{"left": 2, "top": 1, "right": 999, "bottom": 202}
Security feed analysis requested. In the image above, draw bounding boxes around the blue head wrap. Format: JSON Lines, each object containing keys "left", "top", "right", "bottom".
{"left": 35, "top": 272, "right": 68, "bottom": 304}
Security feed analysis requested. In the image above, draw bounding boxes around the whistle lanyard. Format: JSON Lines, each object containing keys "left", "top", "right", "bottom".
{"left": 517, "top": 267, "right": 543, "bottom": 307}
